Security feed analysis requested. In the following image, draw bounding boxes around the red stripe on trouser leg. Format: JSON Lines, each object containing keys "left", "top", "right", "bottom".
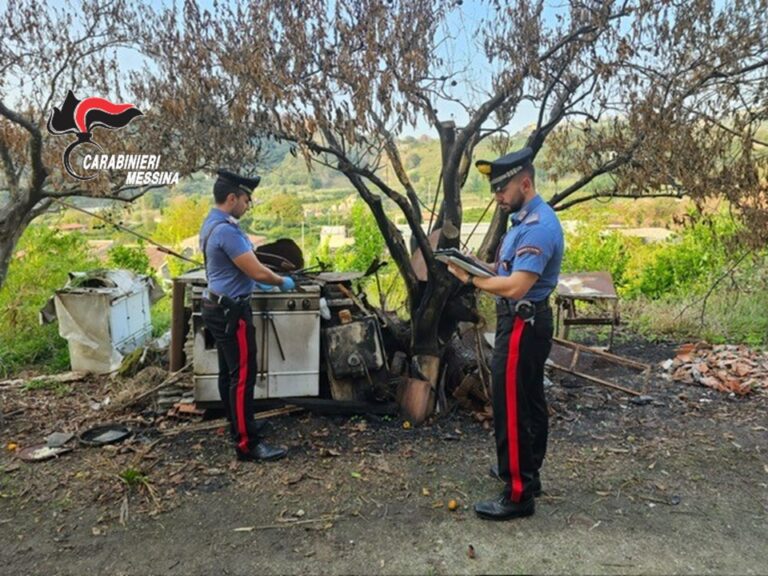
{"left": 235, "top": 319, "right": 250, "bottom": 453}
{"left": 505, "top": 316, "right": 526, "bottom": 502}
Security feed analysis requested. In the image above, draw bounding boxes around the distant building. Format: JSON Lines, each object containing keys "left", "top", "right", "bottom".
{"left": 396, "top": 223, "right": 491, "bottom": 252}
{"left": 611, "top": 226, "right": 675, "bottom": 243}
{"left": 179, "top": 233, "right": 267, "bottom": 253}
{"left": 144, "top": 246, "right": 169, "bottom": 271}
{"left": 57, "top": 223, "right": 88, "bottom": 233}
{"left": 86, "top": 239, "right": 114, "bottom": 261}
{"left": 320, "top": 225, "right": 354, "bottom": 249}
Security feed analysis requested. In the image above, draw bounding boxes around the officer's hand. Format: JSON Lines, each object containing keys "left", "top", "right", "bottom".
{"left": 447, "top": 263, "right": 470, "bottom": 284}
{"left": 280, "top": 275, "right": 296, "bottom": 292}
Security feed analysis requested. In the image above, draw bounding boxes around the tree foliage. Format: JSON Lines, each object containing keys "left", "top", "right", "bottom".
{"left": 0, "top": 0, "right": 265, "bottom": 288}
{"left": 254, "top": 193, "right": 304, "bottom": 225}
{"left": 0, "top": 227, "right": 98, "bottom": 374}
{"left": 2, "top": 0, "right": 767, "bottom": 364}
{"left": 133, "top": 0, "right": 768, "bottom": 357}
{"left": 152, "top": 195, "right": 210, "bottom": 245}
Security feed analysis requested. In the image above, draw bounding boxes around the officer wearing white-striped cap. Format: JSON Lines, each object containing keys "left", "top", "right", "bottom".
{"left": 447, "top": 147, "right": 564, "bottom": 520}
{"left": 199, "top": 169, "right": 294, "bottom": 463}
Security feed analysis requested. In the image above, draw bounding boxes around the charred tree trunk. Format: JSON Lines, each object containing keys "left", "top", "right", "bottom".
{"left": 477, "top": 204, "right": 508, "bottom": 264}
{"left": 437, "top": 122, "right": 461, "bottom": 250}
{"left": 0, "top": 196, "right": 42, "bottom": 289}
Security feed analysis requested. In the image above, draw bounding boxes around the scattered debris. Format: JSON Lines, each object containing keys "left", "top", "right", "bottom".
{"left": 27, "top": 371, "right": 87, "bottom": 386}
{"left": 79, "top": 424, "right": 132, "bottom": 446}
{"left": 112, "top": 361, "right": 192, "bottom": 411}
{"left": 17, "top": 444, "right": 72, "bottom": 462}
{"left": 167, "top": 398, "right": 205, "bottom": 419}
{"left": 157, "top": 386, "right": 191, "bottom": 413}
{"left": 661, "top": 342, "right": 768, "bottom": 396}
{"left": 160, "top": 405, "right": 303, "bottom": 436}
{"left": 46, "top": 432, "right": 75, "bottom": 447}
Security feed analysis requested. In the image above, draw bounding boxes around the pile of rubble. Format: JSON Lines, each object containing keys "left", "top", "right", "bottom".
{"left": 661, "top": 342, "right": 768, "bottom": 396}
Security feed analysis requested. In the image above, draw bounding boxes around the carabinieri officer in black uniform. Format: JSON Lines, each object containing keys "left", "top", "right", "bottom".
{"left": 447, "top": 147, "right": 564, "bottom": 520}
{"left": 199, "top": 170, "right": 296, "bottom": 462}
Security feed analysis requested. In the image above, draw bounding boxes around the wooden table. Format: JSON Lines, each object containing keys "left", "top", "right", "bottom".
{"left": 554, "top": 272, "right": 620, "bottom": 350}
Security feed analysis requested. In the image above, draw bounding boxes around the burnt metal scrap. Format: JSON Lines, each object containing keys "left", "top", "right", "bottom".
{"left": 169, "top": 242, "right": 411, "bottom": 418}
{"left": 169, "top": 245, "right": 654, "bottom": 423}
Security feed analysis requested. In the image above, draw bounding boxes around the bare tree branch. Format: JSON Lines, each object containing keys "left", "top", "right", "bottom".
{"left": 0, "top": 101, "right": 47, "bottom": 192}
{"left": 554, "top": 189, "right": 684, "bottom": 212}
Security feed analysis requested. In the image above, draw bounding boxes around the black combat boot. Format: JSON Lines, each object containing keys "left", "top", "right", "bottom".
{"left": 474, "top": 494, "right": 535, "bottom": 521}
{"left": 236, "top": 442, "right": 287, "bottom": 462}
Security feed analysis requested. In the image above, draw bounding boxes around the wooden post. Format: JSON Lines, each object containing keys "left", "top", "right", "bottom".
{"left": 169, "top": 279, "right": 187, "bottom": 371}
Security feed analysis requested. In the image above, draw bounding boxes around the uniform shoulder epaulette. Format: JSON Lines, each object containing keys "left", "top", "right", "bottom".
{"left": 523, "top": 212, "right": 540, "bottom": 225}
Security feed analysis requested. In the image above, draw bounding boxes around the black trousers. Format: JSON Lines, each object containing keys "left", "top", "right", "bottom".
{"left": 491, "top": 305, "right": 553, "bottom": 502}
{"left": 201, "top": 298, "right": 259, "bottom": 454}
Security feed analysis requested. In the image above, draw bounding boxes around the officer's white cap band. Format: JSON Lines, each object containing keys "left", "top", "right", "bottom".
{"left": 490, "top": 165, "right": 524, "bottom": 187}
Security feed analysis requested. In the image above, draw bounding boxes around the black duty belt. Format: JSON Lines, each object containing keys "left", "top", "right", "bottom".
{"left": 204, "top": 290, "right": 251, "bottom": 334}
{"left": 204, "top": 289, "right": 250, "bottom": 307}
{"left": 496, "top": 298, "right": 550, "bottom": 325}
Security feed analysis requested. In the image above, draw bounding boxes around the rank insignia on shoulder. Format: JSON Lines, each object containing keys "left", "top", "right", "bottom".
{"left": 516, "top": 246, "right": 542, "bottom": 257}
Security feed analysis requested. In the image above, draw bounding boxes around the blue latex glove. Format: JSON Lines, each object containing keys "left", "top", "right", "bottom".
{"left": 280, "top": 275, "right": 296, "bottom": 292}
{"left": 254, "top": 281, "right": 275, "bottom": 292}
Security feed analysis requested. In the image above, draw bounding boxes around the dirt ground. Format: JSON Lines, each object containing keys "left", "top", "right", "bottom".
{"left": 1, "top": 334, "right": 767, "bottom": 575}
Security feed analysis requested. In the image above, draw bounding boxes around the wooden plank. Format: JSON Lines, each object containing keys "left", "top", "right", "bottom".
{"left": 553, "top": 338, "right": 650, "bottom": 371}
{"left": 548, "top": 363, "right": 643, "bottom": 396}
{"left": 562, "top": 317, "right": 619, "bottom": 326}
{"left": 161, "top": 405, "right": 304, "bottom": 436}
{"left": 169, "top": 279, "right": 187, "bottom": 371}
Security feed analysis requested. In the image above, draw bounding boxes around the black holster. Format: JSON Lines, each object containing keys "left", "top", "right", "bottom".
{"left": 210, "top": 294, "right": 250, "bottom": 335}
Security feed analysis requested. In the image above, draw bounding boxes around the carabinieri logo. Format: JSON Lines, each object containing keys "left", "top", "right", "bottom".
{"left": 47, "top": 91, "right": 179, "bottom": 185}
{"left": 47, "top": 90, "right": 143, "bottom": 180}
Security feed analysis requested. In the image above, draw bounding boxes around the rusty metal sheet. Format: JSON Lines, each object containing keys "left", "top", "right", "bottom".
{"left": 556, "top": 272, "right": 618, "bottom": 299}
{"left": 324, "top": 316, "right": 385, "bottom": 378}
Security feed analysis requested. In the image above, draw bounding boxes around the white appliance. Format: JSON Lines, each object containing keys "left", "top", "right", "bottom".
{"left": 191, "top": 285, "right": 321, "bottom": 404}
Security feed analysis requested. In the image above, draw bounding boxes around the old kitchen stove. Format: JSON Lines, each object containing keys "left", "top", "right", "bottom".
{"left": 182, "top": 270, "right": 321, "bottom": 405}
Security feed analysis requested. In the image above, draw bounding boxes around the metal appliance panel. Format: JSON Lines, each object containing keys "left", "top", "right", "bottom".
{"left": 192, "top": 286, "right": 320, "bottom": 403}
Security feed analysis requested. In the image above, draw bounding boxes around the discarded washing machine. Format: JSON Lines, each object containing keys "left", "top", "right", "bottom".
{"left": 40, "top": 269, "right": 158, "bottom": 374}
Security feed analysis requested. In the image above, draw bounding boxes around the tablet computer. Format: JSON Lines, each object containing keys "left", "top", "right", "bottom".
{"left": 434, "top": 248, "right": 495, "bottom": 278}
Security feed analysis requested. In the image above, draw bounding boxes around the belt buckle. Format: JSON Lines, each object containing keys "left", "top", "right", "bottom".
{"left": 514, "top": 300, "right": 536, "bottom": 325}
